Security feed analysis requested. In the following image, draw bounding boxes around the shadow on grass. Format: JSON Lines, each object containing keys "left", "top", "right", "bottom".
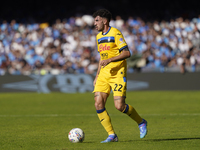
{"left": 123, "top": 137, "right": 200, "bottom": 142}
{"left": 82, "top": 137, "right": 200, "bottom": 143}
{"left": 146, "top": 137, "right": 200, "bottom": 142}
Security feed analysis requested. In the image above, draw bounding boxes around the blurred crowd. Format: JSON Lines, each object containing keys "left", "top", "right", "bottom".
{"left": 0, "top": 14, "right": 200, "bottom": 75}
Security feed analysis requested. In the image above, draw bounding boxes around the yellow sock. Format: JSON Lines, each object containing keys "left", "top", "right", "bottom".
{"left": 123, "top": 104, "right": 143, "bottom": 124}
{"left": 97, "top": 108, "right": 115, "bottom": 135}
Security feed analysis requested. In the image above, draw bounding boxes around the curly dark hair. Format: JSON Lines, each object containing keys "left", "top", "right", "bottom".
{"left": 93, "top": 9, "right": 112, "bottom": 22}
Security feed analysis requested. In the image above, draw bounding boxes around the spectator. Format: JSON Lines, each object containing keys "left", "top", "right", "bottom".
{"left": 0, "top": 15, "right": 200, "bottom": 75}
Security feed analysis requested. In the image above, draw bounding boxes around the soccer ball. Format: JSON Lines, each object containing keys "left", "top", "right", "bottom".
{"left": 68, "top": 128, "right": 85, "bottom": 143}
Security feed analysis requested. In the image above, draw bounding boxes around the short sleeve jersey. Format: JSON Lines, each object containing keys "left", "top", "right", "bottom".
{"left": 96, "top": 27, "right": 128, "bottom": 77}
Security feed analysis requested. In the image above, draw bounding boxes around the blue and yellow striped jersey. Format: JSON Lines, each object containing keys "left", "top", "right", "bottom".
{"left": 96, "top": 26, "right": 128, "bottom": 77}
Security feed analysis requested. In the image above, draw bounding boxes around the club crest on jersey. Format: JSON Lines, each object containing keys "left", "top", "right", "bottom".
{"left": 119, "top": 38, "right": 123, "bottom": 42}
{"left": 119, "top": 37, "right": 125, "bottom": 45}
{"left": 99, "top": 44, "right": 110, "bottom": 52}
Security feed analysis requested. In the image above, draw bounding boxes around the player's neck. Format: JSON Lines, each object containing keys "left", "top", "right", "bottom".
{"left": 102, "top": 25, "right": 110, "bottom": 35}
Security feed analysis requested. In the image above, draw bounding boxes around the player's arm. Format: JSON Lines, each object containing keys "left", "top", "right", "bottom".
{"left": 93, "top": 59, "right": 101, "bottom": 86}
{"left": 100, "top": 46, "right": 131, "bottom": 68}
{"left": 93, "top": 37, "right": 101, "bottom": 86}
{"left": 110, "top": 46, "right": 130, "bottom": 62}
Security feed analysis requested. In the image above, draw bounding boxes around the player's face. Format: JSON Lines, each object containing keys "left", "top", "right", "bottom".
{"left": 94, "top": 16, "right": 104, "bottom": 31}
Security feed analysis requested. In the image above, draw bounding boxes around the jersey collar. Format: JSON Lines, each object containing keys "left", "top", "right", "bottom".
{"left": 102, "top": 26, "right": 111, "bottom": 35}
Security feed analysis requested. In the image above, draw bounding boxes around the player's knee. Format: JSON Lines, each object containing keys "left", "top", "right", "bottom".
{"left": 94, "top": 92, "right": 107, "bottom": 110}
{"left": 94, "top": 101, "right": 105, "bottom": 110}
{"left": 94, "top": 97, "right": 104, "bottom": 110}
{"left": 115, "top": 104, "right": 125, "bottom": 112}
{"left": 94, "top": 101, "right": 99, "bottom": 109}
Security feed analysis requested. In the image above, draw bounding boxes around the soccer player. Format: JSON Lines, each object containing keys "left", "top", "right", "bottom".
{"left": 92, "top": 9, "right": 147, "bottom": 143}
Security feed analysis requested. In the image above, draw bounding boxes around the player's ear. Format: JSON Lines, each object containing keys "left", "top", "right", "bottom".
{"left": 102, "top": 18, "right": 108, "bottom": 25}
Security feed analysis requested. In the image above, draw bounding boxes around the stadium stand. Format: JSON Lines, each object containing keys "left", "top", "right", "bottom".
{"left": 0, "top": 0, "right": 200, "bottom": 75}
{"left": 0, "top": 15, "right": 200, "bottom": 75}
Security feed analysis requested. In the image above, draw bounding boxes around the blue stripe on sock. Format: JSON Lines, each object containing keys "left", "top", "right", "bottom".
{"left": 123, "top": 104, "right": 129, "bottom": 113}
{"left": 139, "top": 119, "right": 145, "bottom": 125}
{"left": 96, "top": 108, "right": 106, "bottom": 114}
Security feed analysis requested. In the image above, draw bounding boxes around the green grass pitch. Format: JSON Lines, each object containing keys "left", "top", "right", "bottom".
{"left": 0, "top": 91, "right": 200, "bottom": 150}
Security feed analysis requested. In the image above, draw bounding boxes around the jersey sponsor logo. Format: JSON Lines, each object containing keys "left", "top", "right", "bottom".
{"left": 99, "top": 44, "right": 110, "bottom": 52}
{"left": 98, "top": 36, "right": 115, "bottom": 44}
{"left": 101, "top": 53, "right": 108, "bottom": 59}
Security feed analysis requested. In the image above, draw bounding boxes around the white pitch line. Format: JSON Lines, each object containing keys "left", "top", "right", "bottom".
{"left": 0, "top": 113, "right": 200, "bottom": 117}
{"left": 0, "top": 114, "right": 97, "bottom": 117}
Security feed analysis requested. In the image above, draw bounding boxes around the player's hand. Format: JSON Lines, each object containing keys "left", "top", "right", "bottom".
{"left": 93, "top": 77, "right": 97, "bottom": 86}
{"left": 100, "top": 59, "right": 111, "bottom": 68}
